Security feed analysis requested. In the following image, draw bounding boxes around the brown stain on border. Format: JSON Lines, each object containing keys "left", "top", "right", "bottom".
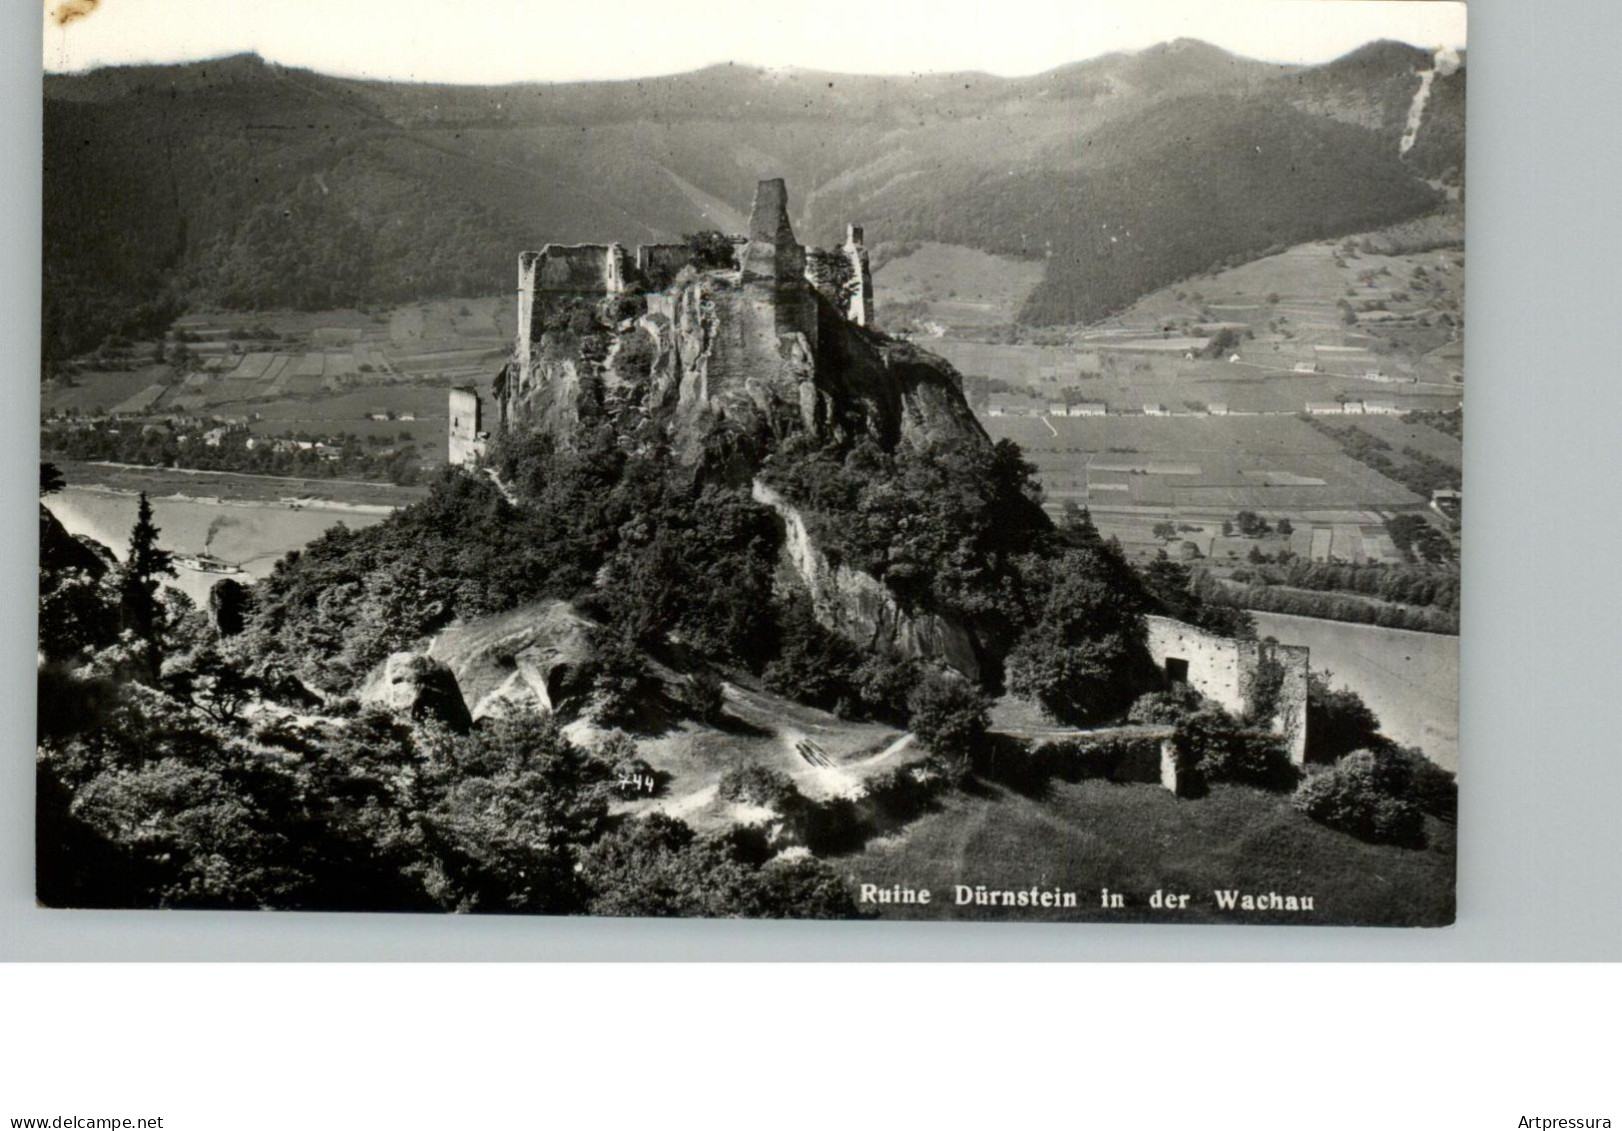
{"left": 48, "top": 0, "right": 99, "bottom": 29}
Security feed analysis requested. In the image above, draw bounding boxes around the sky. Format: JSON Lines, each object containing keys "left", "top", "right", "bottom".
{"left": 43, "top": 0, "right": 1467, "bottom": 84}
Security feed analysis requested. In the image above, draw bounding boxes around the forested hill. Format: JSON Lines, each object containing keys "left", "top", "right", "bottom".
{"left": 43, "top": 38, "right": 1463, "bottom": 362}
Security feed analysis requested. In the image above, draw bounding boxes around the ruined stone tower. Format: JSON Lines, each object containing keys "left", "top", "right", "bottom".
{"left": 447, "top": 386, "right": 487, "bottom": 466}
{"left": 843, "top": 223, "right": 874, "bottom": 327}
{"left": 739, "top": 177, "right": 817, "bottom": 347}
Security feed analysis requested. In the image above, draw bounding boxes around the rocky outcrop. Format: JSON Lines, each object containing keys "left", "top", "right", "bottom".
{"left": 496, "top": 178, "right": 987, "bottom": 481}
{"left": 425, "top": 600, "right": 600, "bottom": 721}
{"left": 751, "top": 480, "right": 981, "bottom": 680}
{"left": 359, "top": 653, "right": 473, "bottom": 732}
{"left": 39, "top": 504, "right": 114, "bottom": 579}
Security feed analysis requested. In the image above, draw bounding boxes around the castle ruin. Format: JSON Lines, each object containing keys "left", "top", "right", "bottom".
{"left": 449, "top": 178, "right": 875, "bottom": 464}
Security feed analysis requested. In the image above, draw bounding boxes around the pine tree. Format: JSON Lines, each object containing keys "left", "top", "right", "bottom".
{"left": 119, "top": 492, "right": 175, "bottom": 679}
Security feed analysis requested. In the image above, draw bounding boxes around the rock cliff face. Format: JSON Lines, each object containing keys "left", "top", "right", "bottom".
{"left": 39, "top": 505, "right": 114, "bottom": 579}
{"left": 359, "top": 653, "right": 473, "bottom": 732}
{"left": 751, "top": 480, "right": 982, "bottom": 680}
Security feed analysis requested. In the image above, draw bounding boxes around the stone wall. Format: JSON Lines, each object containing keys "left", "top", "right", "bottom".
{"left": 1143, "top": 614, "right": 1310, "bottom": 763}
{"left": 447, "top": 386, "right": 486, "bottom": 466}
{"left": 532, "top": 243, "right": 627, "bottom": 293}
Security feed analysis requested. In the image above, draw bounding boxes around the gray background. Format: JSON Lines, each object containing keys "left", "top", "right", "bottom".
{"left": 4, "top": 0, "right": 1618, "bottom": 961}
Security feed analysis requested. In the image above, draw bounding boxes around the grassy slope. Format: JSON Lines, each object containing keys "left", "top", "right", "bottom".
{"left": 838, "top": 778, "right": 1455, "bottom": 926}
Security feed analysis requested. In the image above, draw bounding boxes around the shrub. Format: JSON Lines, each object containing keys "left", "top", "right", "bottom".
{"left": 1127, "top": 684, "right": 1206, "bottom": 725}
{"left": 981, "top": 733, "right": 1166, "bottom": 789}
{"left": 598, "top": 731, "right": 659, "bottom": 800}
{"left": 754, "top": 855, "right": 859, "bottom": 919}
{"left": 860, "top": 763, "right": 947, "bottom": 821}
{"left": 1173, "top": 707, "right": 1299, "bottom": 793}
{"left": 1305, "top": 673, "right": 1382, "bottom": 763}
{"left": 717, "top": 764, "right": 801, "bottom": 811}
{"left": 678, "top": 670, "right": 726, "bottom": 725}
{"left": 906, "top": 672, "right": 990, "bottom": 769}
{"left": 1384, "top": 744, "right": 1457, "bottom": 822}
{"left": 1293, "top": 750, "right": 1426, "bottom": 847}
{"left": 850, "top": 653, "right": 921, "bottom": 724}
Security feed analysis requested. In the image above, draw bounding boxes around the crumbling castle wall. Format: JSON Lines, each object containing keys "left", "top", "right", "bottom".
{"left": 1144, "top": 614, "right": 1310, "bottom": 764}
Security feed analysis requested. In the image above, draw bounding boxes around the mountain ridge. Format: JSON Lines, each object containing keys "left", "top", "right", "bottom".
{"left": 42, "top": 38, "right": 1463, "bottom": 363}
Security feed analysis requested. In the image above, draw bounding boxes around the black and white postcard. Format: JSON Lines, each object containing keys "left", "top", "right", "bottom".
{"left": 36, "top": 0, "right": 1464, "bottom": 925}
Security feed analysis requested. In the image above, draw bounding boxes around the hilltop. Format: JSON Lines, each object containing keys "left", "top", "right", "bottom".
{"left": 43, "top": 39, "right": 1463, "bottom": 365}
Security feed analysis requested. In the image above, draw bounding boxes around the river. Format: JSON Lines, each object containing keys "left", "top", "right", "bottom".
{"left": 1252, "top": 611, "right": 1459, "bottom": 771}
{"left": 44, "top": 486, "right": 391, "bottom": 606}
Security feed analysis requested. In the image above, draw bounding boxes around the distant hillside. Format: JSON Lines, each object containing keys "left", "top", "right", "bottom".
{"left": 42, "top": 39, "right": 1463, "bottom": 364}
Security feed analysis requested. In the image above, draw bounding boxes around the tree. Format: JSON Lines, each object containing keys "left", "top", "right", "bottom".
{"left": 1276, "top": 517, "right": 1294, "bottom": 536}
{"left": 40, "top": 461, "right": 65, "bottom": 497}
{"left": 579, "top": 813, "right": 761, "bottom": 917}
{"left": 1203, "top": 327, "right": 1241, "bottom": 358}
{"left": 1152, "top": 521, "right": 1178, "bottom": 541}
{"left": 118, "top": 492, "right": 175, "bottom": 680}
{"left": 906, "top": 672, "right": 990, "bottom": 770}
{"left": 419, "top": 714, "right": 614, "bottom": 913}
{"left": 684, "top": 230, "right": 738, "bottom": 271}
{"left": 586, "top": 632, "right": 653, "bottom": 728}
{"left": 1305, "top": 671, "right": 1383, "bottom": 764}
{"left": 1234, "top": 510, "right": 1271, "bottom": 538}
{"left": 1006, "top": 548, "right": 1153, "bottom": 725}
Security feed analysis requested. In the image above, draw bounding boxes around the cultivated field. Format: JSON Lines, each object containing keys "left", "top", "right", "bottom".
{"left": 912, "top": 218, "right": 1464, "bottom": 418}
{"left": 1336, "top": 415, "right": 1463, "bottom": 467}
{"left": 43, "top": 296, "right": 513, "bottom": 464}
{"left": 982, "top": 413, "right": 1418, "bottom": 563}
